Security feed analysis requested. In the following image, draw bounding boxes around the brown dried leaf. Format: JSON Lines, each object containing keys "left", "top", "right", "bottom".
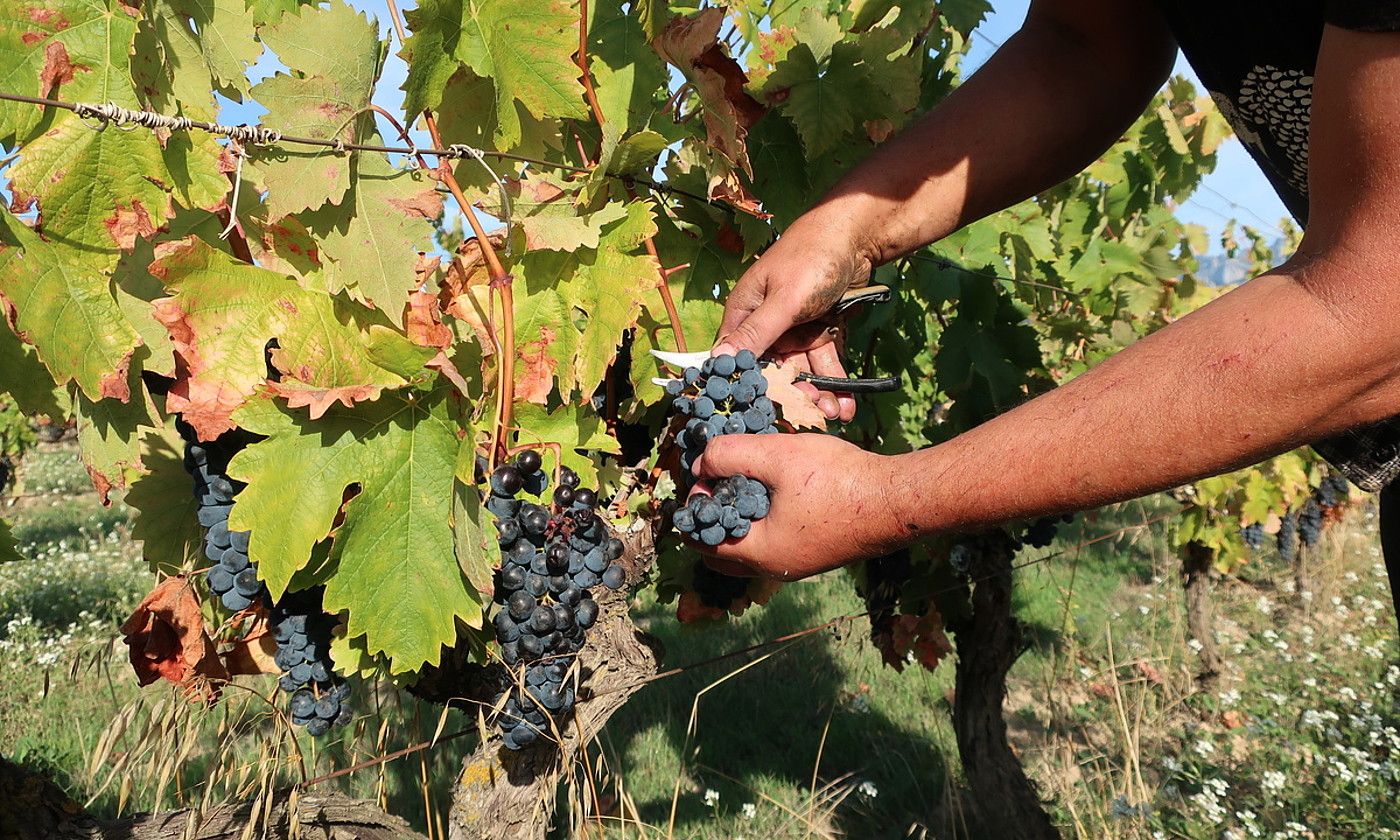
{"left": 220, "top": 616, "right": 281, "bottom": 676}
{"left": 120, "top": 576, "right": 228, "bottom": 703}
{"left": 514, "top": 325, "right": 559, "bottom": 404}
{"left": 762, "top": 360, "right": 830, "bottom": 430}
{"left": 404, "top": 289, "right": 452, "bottom": 349}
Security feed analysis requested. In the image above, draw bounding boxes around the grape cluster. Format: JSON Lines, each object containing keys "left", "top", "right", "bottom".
{"left": 1298, "top": 498, "right": 1323, "bottom": 547}
{"left": 178, "top": 427, "right": 264, "bottom": 614}
{"left": 271, "top": 586, "right": 351, "bottom": 736}
{"left": 1017, "top": 514, "right": 1073, "bottom": 550}
{"left": 667, "top": 350, "right": 778, "bottom": 475}
{"left": 672, "top": 475, "right": 770, "bottom": 547}
{"left": 1316, "top": 473, "right": 1350, "bottom": 507}
{"left": 178, "top": 421, "right": 349, "bottom": 738}
{"left": 1241, "top": 522, "right": 1265, "bottom": 550}
{"left": 485, "top": 450, "right": 627, "bottom": 750}
{"left": 1278, "top": 510, "right": 1300, "bottom": 563}
{"left": 859, "top": 549, "right": 912, "bottom": 668}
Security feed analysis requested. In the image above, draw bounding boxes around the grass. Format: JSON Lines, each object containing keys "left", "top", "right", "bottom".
{"left": 1, "top": 443, "right": 1396, "bottom": 839}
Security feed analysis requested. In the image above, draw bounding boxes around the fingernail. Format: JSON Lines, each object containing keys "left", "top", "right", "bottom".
{"left": 819, "top": 396, "right": 839, "bottom": 418}
{"left": 712, "top": 342, "right": 736, "bottom": 357}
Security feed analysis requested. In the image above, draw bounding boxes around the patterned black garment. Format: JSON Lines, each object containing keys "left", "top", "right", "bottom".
{"left": 1155, "top": 0, "right": 1400, "bottom": 492}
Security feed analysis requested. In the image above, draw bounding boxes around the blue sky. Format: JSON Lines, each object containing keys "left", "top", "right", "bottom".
{"left": 966, "top": 1, "right": 1294, "bottom": 245}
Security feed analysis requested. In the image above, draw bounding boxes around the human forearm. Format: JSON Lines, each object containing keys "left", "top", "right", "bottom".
{"left": 797, "top": 0, "right": 1176, "bottom": 265}
{"left": 883, "top": 258, "right": 1400, "bottom": 537}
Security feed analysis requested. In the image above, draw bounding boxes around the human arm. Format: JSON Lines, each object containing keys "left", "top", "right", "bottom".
{"left": 713, "top": 0, "right": 1178, "bottom": 420}
{"left": 696, "top": 25, "right": 1400, "bottom": 579}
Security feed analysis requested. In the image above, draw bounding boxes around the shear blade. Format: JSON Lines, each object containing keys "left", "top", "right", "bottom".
{"left": 648, "top": 349, "right": 710, "bottom": 368}
{"left": 650, "top": 377, "right": 676, "bottom": 387}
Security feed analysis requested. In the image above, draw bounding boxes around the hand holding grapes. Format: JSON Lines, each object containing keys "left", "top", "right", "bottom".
{"left": 690, "top": 432, "right": 902, "bottom": 579}
{"left": 712, "top": 212, "right": 877, "bottom": 422}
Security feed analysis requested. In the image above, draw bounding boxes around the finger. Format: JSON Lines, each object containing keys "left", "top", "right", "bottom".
{"left": 777, "top": 349, "right": 838, "bottom": 419}
{"left": 713, "top": 296, "right": 803, "bottom": 358}
{"left": 805, "top": 343, "right": 855, "bottom": 422}
{"left": 768, "top": 320, "right": 840, "bottom": 355}
{"left": 693, "top": 434, "right": 769, "bottom": 482}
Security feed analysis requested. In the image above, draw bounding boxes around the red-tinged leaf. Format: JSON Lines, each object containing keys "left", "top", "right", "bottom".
{"left": 515, "top": 324, "right": 560, "bottom": 404}
{"left": 653, "top": 9, "right": 768, "bottom": 215}
{"left": 404, "top": 288, "right": 452, "bottom": 350}
{"left": 762, "top": 361, "right": 830, "bottom": 430}
{"left": 263, "top": 381, "right": 385, "bottom": 420}
{"left": 120, "top": 576, "right": 229, "bottom": 703}
{"left": 676, "top": 590, "right": 726, "bottom": 623}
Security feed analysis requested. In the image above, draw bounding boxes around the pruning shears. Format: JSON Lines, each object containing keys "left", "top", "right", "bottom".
{"left": 648, "top": 284, "right": 901, "bottom": 394}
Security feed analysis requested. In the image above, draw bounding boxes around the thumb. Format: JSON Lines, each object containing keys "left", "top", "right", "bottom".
{"left": 712, "top": 297, "right": 801, "bottom": 358}
{"left": 694, "top": 434, "right": 771, "bottom": 483}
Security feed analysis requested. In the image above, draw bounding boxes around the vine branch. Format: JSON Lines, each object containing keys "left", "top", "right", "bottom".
{"left": 384, "top": 0, "right": 516, "bottom": 462}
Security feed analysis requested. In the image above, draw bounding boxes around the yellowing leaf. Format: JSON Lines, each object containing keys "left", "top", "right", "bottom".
{"left": 128, "top": 425, "right": 204, "bottom": 575}
{"left": 457, "top": 0, "right": 589, "bottom": 146}
{"left": 0, "top": 210, "right": 141, "bottom": 402}
{"left": 149, "top": 239, "right": 408, "bottom": 438}
{"left": 299, "top": 151, "right": 444, "bottom": 316}
{"left": 250, "top": 0, "right": 384, "bottom": 217}
{"left": 228, "top": 389, "right": 477, "bottom": 673}
{"left": 0, "top": 519, "right": 21, "bottom": 564}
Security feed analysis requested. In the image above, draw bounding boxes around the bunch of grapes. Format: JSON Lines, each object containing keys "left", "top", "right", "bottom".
{"left": 859, "top": 549, "right": 913, "bottom": 668}
{"left": 1298, "top": 498, "right": 1324, "bottom": 547}
{"left": 271, "top": 586, "right": 351, "bottom": 736}
{"left": 485, "top": 450, "right": 627, "bottom": 750}
{"left": 1278, "top": 510, "right": 1300, "bottom": 563}
{"left": 1017, "top": 514, "right": 1073, "bottom": 550}
{"left": 667, "top": 350, "right": 778, "bottom": 474}
{"left": 1316, "top": 473, "right": 1350, "bottom": 508}
{"left": 1241, "top": 522, "right": 1265, "bottom": 550}
{"left": 672, "top": 475, "right": 770, "bottom": 546}
{"left": 178, "top": 421, "right": 350, "bottom": 737}
{"left": 177, "top": 424, "right": 263, "bottom": 613}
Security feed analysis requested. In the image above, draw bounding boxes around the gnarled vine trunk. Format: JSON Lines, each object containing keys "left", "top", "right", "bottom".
{"left": 0, "top": 756, "right": 425, "bottom": 840}
{"left": 950, "top": 539, "right": 1060, "bottom": 840}
{"left": 1182, "top": 541, "right": 1224, "bottom": 683}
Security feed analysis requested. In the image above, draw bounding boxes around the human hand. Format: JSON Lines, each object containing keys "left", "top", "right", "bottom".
{"left": 712, "top": 213, "right": 877, "bottom": 422}
{"left": 686, "top": 432, "right": 904, "bottom": 579}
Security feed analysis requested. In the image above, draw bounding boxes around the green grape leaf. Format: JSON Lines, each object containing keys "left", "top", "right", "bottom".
{"left": 556, "top": 202, "right": 660, "bottom": 395}
{"left": 0, "top": 519, "right": 20, "bottom": 564}
{"left": 0, "top": 210, "right": 142, "bottom": 402}
{"left": 74, "top": 367, "right": 154, "bottom": 503}
{"left": 453, "top": 479, "right": 494, "bottom": 602}
{"left": 511, "top": 402, "right": 620, "bottom": 490}
{"left": 1, "top": 0, "right": 222, "bottom": 255}
{"left": 760, "top": 43, "right": 864, "bottom": 158}
{"left": 457, "top": 0, "right": 589, "bottom": 147}
{"left": 590, "top": 0, "right": 669, "bottom": 130}
{"left": 149, "top": 239, "right": 410, "bottom": 439}
{"left": 245, "top": 0, "right": 308, "bottom": 26}
{"left": 298, "top": 152, "right": 444, "bottom": 315}
{"left": 229, "top": 388, "right": 477, "bottom": 672}
{"left": 399, "top": 0, "right": 464, "bottom": 117}
{"left": 128, "top": 425, "right": 203, "bottom": 574}
{"left": 434, "top": 69, "right": 561, "bottom": 192}
{"left": 250, "top": 0, "right": 384, "bottom": 218}
{"left": 0, "top": 320, "right": 68, "bottom": 418}
{"left": 172, "top": 0, "right": 261, "bottom": 96}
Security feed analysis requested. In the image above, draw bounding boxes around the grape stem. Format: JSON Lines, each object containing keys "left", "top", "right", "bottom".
{"left": 384, "top": 0, "right": 515, "bottom": 463}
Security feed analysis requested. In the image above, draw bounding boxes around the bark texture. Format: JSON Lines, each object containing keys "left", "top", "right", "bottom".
{"left": 446, "top": 523, "right": 662, "bottom": 840}
{"left": 1182, "top": 540, "right": 1224, "bottom": 683}
{"left": 950, "top": 537, "right": 1061, "bottom": 840}
{"left": 0, "top": 757, "right": 425, "bottom": 840}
